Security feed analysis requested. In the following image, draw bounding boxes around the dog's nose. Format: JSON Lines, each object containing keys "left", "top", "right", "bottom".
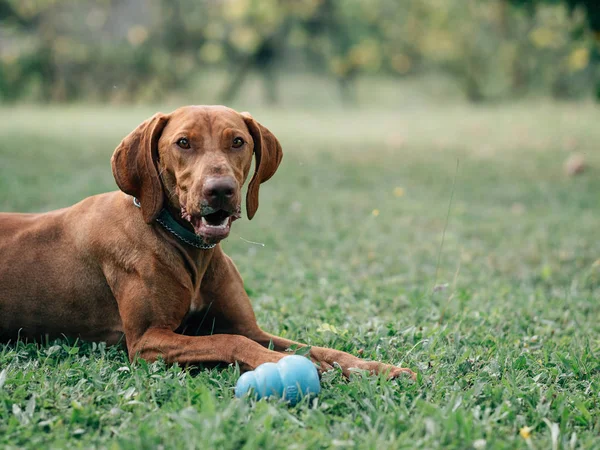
{"left": 203, "top": 177, "right": 236, "bottom": 203}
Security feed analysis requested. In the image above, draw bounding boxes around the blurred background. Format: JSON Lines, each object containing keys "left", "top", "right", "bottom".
{"left": 0, "top": 0, "right": 599, "bottom": 105}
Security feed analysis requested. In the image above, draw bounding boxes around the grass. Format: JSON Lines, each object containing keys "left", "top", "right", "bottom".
{"left": 0, "top": 98, "right": 599, "bottom": 449}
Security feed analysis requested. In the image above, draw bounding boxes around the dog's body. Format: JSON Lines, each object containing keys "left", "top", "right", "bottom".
{"left": 0, "top": 106, "right": 414, "bottom": 378}
{"left": 1, "top": 193, "right": 128, "bottom": 344}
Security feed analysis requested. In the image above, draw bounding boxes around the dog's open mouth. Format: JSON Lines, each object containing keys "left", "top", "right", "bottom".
{"left": 181, "top": 206, "right": 239, "bottom": 243}
{"left": 201, "top": 210, "right": 231, "bottom": 229}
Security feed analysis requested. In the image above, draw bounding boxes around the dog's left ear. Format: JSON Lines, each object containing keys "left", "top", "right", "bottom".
{"left": 111, "top": 113, "right": 169, "bottom": 223}
{"left": 241, "top": 113, "right": 283, "bottom": 220}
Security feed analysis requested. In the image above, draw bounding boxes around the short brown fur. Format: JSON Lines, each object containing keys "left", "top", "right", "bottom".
{"left": 0, "top": 106, "right": 414, "bottom": 379}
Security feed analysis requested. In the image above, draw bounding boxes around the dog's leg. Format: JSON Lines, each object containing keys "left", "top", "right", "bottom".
{"left": 109, "top": 255, "right": 285, "bottom": 371}
{"left": 128, "top": 328, "right": 284, "bottom": 371}
{"left": 202, "top": 248, "right": 415, "bottom": 379}
{"left": 246, "top": 330, "right": 415, "bottom": 379}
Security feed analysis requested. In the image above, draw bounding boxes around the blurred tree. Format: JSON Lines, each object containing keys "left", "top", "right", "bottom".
{"left": 0, "top": 0, "right": 59, "bottom": 101}
{"left": 510, "top": 0, "right": 599, "bottom": 99}
{"left": 0, "top": 0, "right": 597, "bottom": 103}
{"left": 217, "top": 4, "right": 290, "bottom": 105}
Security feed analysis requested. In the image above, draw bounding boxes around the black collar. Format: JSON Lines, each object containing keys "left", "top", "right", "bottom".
{"left": 133, "top": 197, "right": 216, "bottom": 250}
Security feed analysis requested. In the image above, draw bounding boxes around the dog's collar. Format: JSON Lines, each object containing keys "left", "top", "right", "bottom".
{"left": 133, "top": 197, "right": 216, "bottom": 250}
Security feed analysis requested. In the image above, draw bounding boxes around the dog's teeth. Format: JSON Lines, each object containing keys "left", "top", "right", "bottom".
{"left": 200, "top": 216, "right": 229, "bottom": 229}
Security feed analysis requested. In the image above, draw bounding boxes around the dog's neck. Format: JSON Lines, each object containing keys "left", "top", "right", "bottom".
{"left": 132, "top": 197, "right": 216, "bottom": 250}
{"left": 164, "top": 200, "right": 193, "bottom": 232}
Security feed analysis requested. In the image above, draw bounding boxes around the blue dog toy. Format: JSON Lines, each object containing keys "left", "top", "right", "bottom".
{"left": 235, "top": 355, "right": 320, "bottom": 405}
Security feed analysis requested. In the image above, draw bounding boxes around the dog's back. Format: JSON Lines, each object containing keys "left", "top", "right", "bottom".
{"left": 0, "top": 194, "right": 124, "bottom": 344}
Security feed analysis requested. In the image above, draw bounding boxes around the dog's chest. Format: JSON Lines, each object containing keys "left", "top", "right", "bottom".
{"left": 176, "top": 301, "right": 229, "bottom": 337}
{"left": 188, "top": 291, "right": 205, "bottom": 314}
{"left": 181, "top": 253, "right": 213, "bottom": 314}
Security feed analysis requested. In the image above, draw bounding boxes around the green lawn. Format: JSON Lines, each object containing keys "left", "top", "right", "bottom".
{"left": 0, "top": 101, "right": 599, "bottom": 449}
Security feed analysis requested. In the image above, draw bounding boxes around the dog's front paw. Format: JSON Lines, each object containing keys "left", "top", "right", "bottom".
{"left": 351, "top": 361, "right": 416, "bottom": 380}
{"left": 315, "top": 349, "right": 416, "bottom": 380}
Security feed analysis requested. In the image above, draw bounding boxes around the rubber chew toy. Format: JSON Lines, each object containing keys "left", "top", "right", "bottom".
{"left": 235, "top": 355, "right": 321, "bottom": 405}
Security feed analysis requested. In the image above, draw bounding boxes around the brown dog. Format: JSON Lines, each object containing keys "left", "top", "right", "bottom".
{"left": 0, "top": 105, "right": 414, "bottom": 378}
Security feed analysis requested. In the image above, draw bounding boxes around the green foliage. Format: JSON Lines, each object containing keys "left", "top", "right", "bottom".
{"left": 0, "top": 0, "right": 598, "bottom": 101}
{"left": 1, "top": 101, "right": 599, "bottom": 448}
{"left": 405, "top": 0, "right": 598, "bottom": 101}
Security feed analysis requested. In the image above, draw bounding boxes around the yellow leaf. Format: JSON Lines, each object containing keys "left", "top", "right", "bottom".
{"left": 223, "top": 0, "right": 249, "bottom": 21}
{"left": 199, "top": 42, "right": 224, "bottom": 63}
{"left": 391, "top": 54, "right": 412, "bottom": 74}
{"left": 568, "top": 48, "right": 589, "bottom": 72}
{"left": 229, "top": 27, "right": 260, "bottom": 53}
{"left": 530, "top": 28, "right": 556, "bottom": 49}
{"left": 520, "top": 426, "right": 532, "bottom": 439}
{"left": 127, "top": 25, "right": 148, "bottom": 47}
{"left": 348, "top": 40, "right": 382, "bottom": 71}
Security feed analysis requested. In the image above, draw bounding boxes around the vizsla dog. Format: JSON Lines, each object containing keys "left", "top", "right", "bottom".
{"left": 0, "top": 105, "right": 414, "bottom": 379}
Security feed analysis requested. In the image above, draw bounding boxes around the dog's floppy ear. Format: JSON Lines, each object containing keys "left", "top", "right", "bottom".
{"left": 111, "top": 113, "right": 169, "bottom": 223}
{"left": 241, "top": 113, "right": 283, "bottom": 220}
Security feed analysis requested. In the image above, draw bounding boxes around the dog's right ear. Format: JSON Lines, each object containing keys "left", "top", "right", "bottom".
{"left": 111, "top": 113, "right": 169, "bottom": 223}
{"left": 241, "top": 113, "right": 283, "bottom": 220}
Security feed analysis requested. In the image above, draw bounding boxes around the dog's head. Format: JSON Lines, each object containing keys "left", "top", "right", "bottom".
{"left": 111, "top": 105, "right": 282, "bottom": 244}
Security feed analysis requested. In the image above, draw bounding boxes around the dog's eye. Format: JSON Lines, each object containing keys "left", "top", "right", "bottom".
{"left": 232, "top": 137, "right": 244, "bottom": 149}
{"left": 176, "top": 137, "right": 190, "bottom": 149}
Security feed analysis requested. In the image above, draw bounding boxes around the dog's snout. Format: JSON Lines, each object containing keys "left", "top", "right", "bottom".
{"left": 203, "top": 177, "right": 236, "bottom": 203}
